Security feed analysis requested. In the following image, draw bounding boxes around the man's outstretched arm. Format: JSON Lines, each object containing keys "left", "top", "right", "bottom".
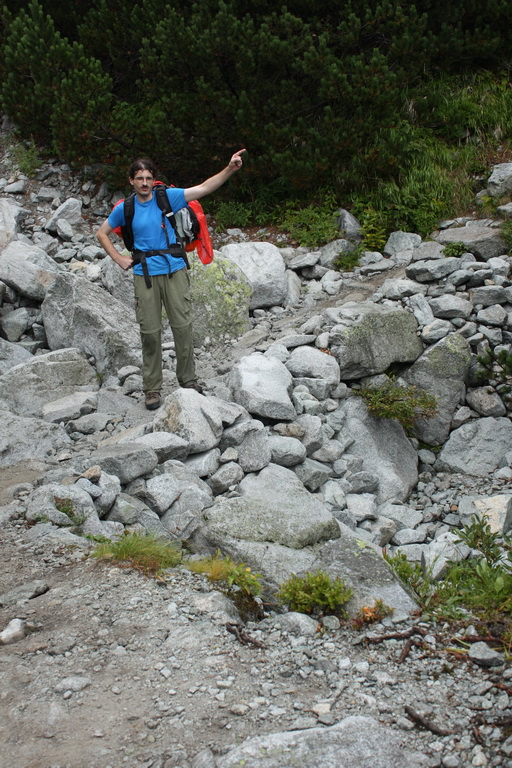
{"left": 184, "top": 149, "right": 246, "bottom": 202}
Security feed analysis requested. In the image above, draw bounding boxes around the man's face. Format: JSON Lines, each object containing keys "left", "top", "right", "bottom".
{"left": 130, "top": 170, "right": 155, "bottom": 201}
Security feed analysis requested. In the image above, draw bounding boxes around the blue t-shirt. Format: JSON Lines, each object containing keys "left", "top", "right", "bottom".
{"left": 108, "top": 187, "right": 188, "bottom": 276}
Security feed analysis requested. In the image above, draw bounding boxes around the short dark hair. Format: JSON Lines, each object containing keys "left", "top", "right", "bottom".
{"left": 129, "top": 157, "right": 157, "bottom": 179}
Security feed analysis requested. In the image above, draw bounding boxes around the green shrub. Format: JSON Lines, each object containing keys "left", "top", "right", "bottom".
{"left": 357, "top": 205, "right": 390, "bottom": 252}
{"left": 7, "top": 138, "right": 41, "bottom": 176}
{"left": 455, "top": 514, "right": 509, "bottom": 568}
{"left": 212, "top": 201, "right": 254, "bottom": 230}
{"left": 442, "top": 241, "right": 468, "bottom": 259}
{"left": 358, "top": 382, "right": 438, "bottom": 433}
{"left": 384, "top": 552, "right": 433, "bottom": 606}
{"left": 280, "top": 194, "right": 340, "bottom": 247}
{"left": 276, "top": 570, "right": 353, "bottom": 616}
{"left": 186, "top": 551, "right": 262, "bottom": 597}
{"left": 332, "top": 248, "right": 361, "bottom": 273}
{"left": 501, "top": 220, "right": 512, "bottom": 254}
{"left": 386, "top": 515, "right": 512, "bottom": 619}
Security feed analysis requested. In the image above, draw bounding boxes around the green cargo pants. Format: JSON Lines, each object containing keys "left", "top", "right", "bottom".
{"left": 133, "top": 268, "right": 196, "bottom": 392}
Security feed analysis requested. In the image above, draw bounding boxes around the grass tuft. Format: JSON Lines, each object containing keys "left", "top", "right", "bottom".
{"left": 91, "top": 532, "right": 182, "bottom": 575}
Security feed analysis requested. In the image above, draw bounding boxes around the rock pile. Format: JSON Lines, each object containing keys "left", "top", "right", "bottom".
{"left": 0, "top": 150, "right": 511, "bottom": 767}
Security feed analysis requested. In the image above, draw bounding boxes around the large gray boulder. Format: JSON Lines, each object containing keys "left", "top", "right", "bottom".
{"left": 325, "top": 302, "right": 423, "bottom": 379}
{"left": 0, "top": 411, "right": 71, "bottom": 468}
{"left": 199, "top": 463, "right": 340, "bottom": 550}
{"left": 0, "top": 198, "right": 27, "bottom": 250}
{"left": 45, "top": 197, "right": 83, "bottom": 233}
{"left": 217, "top": 715, "right": 429, "bottom": 768}
{"left": 219, "top": 418, "right": 272, "bottom": 473}
{"left": 435, "top": 225, "right": 507, "bottom": 261}
{"left": 42, "top": 273, "right": 141, "bottom": 375}
{"left": 313, "top": 530, "right": 418, "bottom": 614}
{"left": 230, "top": 353, "right": 296, "bottom": 420}
{"left": 0, "top": 240, "right": 61, "bottom": 300}
{"left": 339, "top": 398, "right": 418, "bottom": 503}
{"left": 0, "top": 348, "right": 98, "bottom": 417}
{"left": 401, "top": 333, "right": 471, "bottom": 445}
{"left": 145, "top": 461, "right": 213, "bottom": 518}
{"left": 384, "top": 231, "right": 422, "bottom": 258}
{"left": 107, "top": 493, "right": 172, "bottom": 539}
{"left": 436, "top": 417, "right": 512, "bottom": 476}
{"left": 405, "top": 257, "right": 461, "bottom": 282}
{"left": 153, "top": 389, "right": 224, "bottom": 455}
{"left": 487, "top": 163, "right": 512, "bottom": 197}
{"left": 285, "top": 345, "right": 341, "bottom": 395}
{"left": 25, "top": 483, "right": 114, "bottom": 540}
{"left": 89, "top": 443, "right": 159, "bottom": 484}
{"left": 0, "top": 338, "right": 32, "bottom": 375}
{"left": 219, "top": 241, "right": 286, "bottom": 308}
{"left": 458, "top": 494, "right": 512, "bottom": 534}
{"left": 100, "top": 255, "right": 135, "bottom": 308}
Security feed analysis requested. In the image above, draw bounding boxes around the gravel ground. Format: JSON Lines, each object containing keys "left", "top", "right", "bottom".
{"left": 0, "top": 511, "right": 510, "bottom": 768}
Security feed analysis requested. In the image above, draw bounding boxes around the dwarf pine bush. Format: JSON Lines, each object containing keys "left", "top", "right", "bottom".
{"left": 277, "top": 570, "right": 353, "bottom": 617}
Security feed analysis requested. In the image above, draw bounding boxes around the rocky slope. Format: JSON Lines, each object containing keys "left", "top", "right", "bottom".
{"left": 0, "top": 147, "right": 511, "bottom": 768}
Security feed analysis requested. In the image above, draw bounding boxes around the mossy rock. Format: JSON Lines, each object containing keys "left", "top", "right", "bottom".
{"left": 189, "top": 255, "right": 252, "bottom": 347}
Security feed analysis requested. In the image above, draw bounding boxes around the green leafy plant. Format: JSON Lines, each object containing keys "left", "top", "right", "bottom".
{"left": 384, "top": 551, "right": 434, "bottom": 606}
{"left": 358, "top": 382, "right": 438, "bottom": 433}
{"left": 7, "top": 138, "right": 41, "bottom": 176}
{"left": 386, "top": 516, "right": 512, "bottom": 619}
{"left": 280, "top": 194, "right": 340, "bottom": 247}
{"left": 186, "top": 551, "right": 263, "bottom": 621}
{"left": 332, "top": 245, "right": 361, "bottom": 273}
{"left": 442, "top": 241, "right": 468, "bottom": 259}
{"left": 276, "top": 570, "right": 353, "bottom": 617}
{"left": 91, "top": 532, "right": 182, "bottom": 575}
{"left": 452, "top": 514, "right": 512, "bottom": 615}
{"left": 500, "top": 219, "right": 512, "bottom": 254}
{"left": 212, "top": 200, "right": 254, "bottom": 230}
{"left": 357, "top": 205, "right": 389, "bottom": 251}
{"left": 455, "top": 514, "right": 506, "bottom": 566}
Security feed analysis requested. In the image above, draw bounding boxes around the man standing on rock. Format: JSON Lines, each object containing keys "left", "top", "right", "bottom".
{"left": 96, "top": 149, "right": 246, "bottom": 410}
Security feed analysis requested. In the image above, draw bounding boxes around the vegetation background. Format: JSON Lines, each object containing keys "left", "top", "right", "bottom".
{"left": 1, "top": 0, "right": 512, "bottom": 244}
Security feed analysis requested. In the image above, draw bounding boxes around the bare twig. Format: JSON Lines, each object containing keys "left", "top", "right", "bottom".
{"left": 398, "top": 637, "right": 414, "bottom": 664}
{"left": 365, "top": 626, "right": 427, "bottom": 644}
{"left": 226, "top": 623, "right": 267, "bottom": 649}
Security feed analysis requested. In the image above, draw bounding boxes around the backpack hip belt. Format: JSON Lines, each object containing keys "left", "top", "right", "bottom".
{"left": 132, "top": 245, "right": 189, "bottom": 288}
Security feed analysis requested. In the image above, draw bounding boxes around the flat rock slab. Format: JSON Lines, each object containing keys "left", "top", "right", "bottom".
{"left": 435, "top": 225, "right": 507, "bottom": 261}
{"left": 217, "top": 715, "right": 429, "bottom": 768}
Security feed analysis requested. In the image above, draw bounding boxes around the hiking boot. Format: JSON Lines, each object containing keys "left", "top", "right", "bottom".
{"left": 145, "top": 391, "right": 161, "bottom": 410}
{"left": 182, "top": 381, "right": 204, "bottom": 394}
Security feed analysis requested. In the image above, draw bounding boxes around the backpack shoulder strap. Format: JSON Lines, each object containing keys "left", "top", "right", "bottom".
{"left": 154, "top": 183, "right": 185, "bottom": 252}
{"left": 154, "top": 183, "right": 173, "bottom": 215}
{"left": 121, "top": 192, "right": 136, "bottom": 252}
